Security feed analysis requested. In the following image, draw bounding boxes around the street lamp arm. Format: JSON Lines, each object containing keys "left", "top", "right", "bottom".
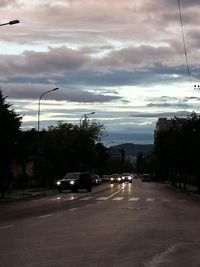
{"left": 80, "top": 111, "right": 95, "bottom": 127}
{"left": 37, "top": 87, "right": 59, "bottom": 132}
{"left": 39, "top": 87, "right": 59, "bottom": 101}
{"left": 0, "top": 20, "right": 20, "bottom": 27}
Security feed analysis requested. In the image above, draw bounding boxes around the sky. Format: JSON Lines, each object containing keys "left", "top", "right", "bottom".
{"left": 1, "top": 0, "right": 200, "bottom": 146}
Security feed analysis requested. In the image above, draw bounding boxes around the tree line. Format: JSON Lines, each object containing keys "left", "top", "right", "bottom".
{"left": 2, "top": 88, "right": 200, "bottom": 197}
{"left": 0, "top": 90, "right": 133, "bottom": 198}
{"left": 153, "top": 112, "right": 200, "bottom": 193}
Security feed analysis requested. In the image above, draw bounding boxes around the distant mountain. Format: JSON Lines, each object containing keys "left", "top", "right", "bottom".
{"left": 109, "top": 143, "right": 154, "bottom": 157}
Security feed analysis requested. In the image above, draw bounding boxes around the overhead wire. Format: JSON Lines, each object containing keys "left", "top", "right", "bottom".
{"left": 177, "top": 0, "right": 194, "bottom": 88}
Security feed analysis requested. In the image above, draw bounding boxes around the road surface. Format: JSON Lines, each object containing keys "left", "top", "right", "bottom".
{"left": 0, "top": 179, "right": 200, "bottom": 267}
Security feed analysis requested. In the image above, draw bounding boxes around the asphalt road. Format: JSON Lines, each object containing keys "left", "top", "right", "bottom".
{"left": 0, "top": 180, "right": 200, "bottom": 267}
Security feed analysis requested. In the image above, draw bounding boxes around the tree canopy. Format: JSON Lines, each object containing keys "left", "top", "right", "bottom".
{"left": 0, "top": 90, "right": 22, "bottom": 197}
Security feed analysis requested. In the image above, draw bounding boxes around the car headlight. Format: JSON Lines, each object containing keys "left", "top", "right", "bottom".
{"left": 70, "top": 180, "right": 75, "bottom": 185}
{"left": 111, "top": 178, "right": 113, "bottom": 181}
{"left": 128, "top": 177, "right": 132, "bottom": 180}
{"left": 118, "top": 178, "right": 121, "bottom": 181}
{"left": 57, "top": 181, "right": 61, "bottom": 185}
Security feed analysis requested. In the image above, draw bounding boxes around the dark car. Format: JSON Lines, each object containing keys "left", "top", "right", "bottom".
{"left": 102, "top": 174, "right": 111, "bottom": 182}
{"left": 121, "top": 173, "right": 133, "bottom": 183}
{"left": 56, "top": 172, "right": 92, "bottom": 193}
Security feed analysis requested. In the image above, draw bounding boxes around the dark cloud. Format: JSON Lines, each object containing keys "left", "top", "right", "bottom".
{"left": 2, "top": 83, "right": 121, "bottom": 103}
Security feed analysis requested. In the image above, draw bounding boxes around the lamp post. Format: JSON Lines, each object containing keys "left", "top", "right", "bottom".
{"left": 37, "top": 88, "right": 59, "bottom": 133}
{"left": 80, "top": 112, "right": 95, "bottom": 127}
{"left": 36, "top": 88, "right": 59, "bottom": 182}
{"left": 0, "top": 20, "right": 20, "bottom": 27}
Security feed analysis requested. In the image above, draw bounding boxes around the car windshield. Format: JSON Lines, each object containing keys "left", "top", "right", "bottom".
{"left": 111, "top": 174, "right": 120, "bottom": 178}
{"left": 64, "top": 173, "right": 79, "bottom": 179}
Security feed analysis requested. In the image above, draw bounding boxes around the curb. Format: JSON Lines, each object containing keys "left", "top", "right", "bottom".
{"left": 0, "top": 189, "right": 56, "bottom": 203}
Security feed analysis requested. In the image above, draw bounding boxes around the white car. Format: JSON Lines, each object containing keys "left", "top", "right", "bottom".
{"left": 110, "top": 174, "right": 122, "bottom": 184}
{"left": 121, "top": 173, "right": 133, "bottom": 183}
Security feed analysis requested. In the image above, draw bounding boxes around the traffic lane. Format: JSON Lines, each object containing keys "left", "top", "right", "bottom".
{"left": 0, "top": 185, "right": 200, "bottom": 267}
{"left": 0, "top": 182, "right": 126, "bottom": 224}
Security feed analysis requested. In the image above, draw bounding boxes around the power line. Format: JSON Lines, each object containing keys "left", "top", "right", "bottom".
{"left": 177, "top": 0, "right": 193, "bottom": 86}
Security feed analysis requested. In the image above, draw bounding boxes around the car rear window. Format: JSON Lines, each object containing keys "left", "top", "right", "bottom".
{"left": 64, "top": 173, "right": 79, "bottom": 179}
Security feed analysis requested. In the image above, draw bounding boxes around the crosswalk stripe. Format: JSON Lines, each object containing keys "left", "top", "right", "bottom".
{"left": 146, "top": 198, "right": 155, "bottom": 202}
{"left": 80, "top": 197, "right": 93, "bottom": 201}
{"left": 113, "top": 197, "right": 124, "bottom": 201}
{"left": 44, "top": 196, "right": 189, "bottom": 203}
{"left": 96, "top": 197, "right": 109, "bottom": 201}
{"left": 129, "top": 197, "right": 140, "bottom": 201}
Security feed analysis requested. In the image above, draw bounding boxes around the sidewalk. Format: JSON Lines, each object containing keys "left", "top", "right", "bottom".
{"left": 167, "top": 182, "right": 200, "bottom": 200}
{"left": 0, "top": 187, "right": 56, "bottom": 203}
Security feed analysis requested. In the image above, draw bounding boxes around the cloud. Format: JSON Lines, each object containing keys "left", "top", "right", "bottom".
{"left": 2, "top": 82, "right": 121, "bottom": 102}
{"left": 1, "top": 0, "right": 200, "bottom": 145}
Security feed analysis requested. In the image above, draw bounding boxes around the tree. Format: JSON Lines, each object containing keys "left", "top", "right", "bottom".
{"left": 34, "top": 119, "right": 104, "bottom": 185}
{"left": 154, "top": 112, "right": 200, "bottom": 192}
{"left": 0, "top": 90, "right": 22, "bottom": 198}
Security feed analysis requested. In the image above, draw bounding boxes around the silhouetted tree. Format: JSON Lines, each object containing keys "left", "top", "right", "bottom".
{"left": 0, "top": 90, "right": 22, "bottom": 198}
{"left": 154, "top": 112, "right": 200, "bottom": 191}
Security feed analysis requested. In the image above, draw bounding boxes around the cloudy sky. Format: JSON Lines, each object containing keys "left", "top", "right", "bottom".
{"left": 1, "top": 0, "right": 200, "bottom": 145}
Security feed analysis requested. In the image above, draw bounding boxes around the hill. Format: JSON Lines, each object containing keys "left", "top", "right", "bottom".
{"left": 110, "top": 143, "right": 154, "bottom": 157}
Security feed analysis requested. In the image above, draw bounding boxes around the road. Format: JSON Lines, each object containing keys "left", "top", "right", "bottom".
{"left": 0, "top": 179, "right": 200, "bottom": 267}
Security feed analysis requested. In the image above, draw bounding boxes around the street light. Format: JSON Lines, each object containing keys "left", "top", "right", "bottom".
{"left": 37, "top": 88, "right": 59, "bottom": 133}
{"left": 0, "top": 20, "right": 20, "bottom": 27}
{"left": 36, "top": 87, "right": 59, "bottom": 183}
{"left": 80, "top": 112, "right": 95, "bottom": 127}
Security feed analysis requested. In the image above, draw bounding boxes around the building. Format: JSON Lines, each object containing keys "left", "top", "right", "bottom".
{"left": 154, "top": 117, "right": 187, "bottom": 145}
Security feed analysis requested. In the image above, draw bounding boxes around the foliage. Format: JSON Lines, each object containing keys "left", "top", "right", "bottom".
{"left": 154, "top": 112, "right": 200, "bottom": 191}
{"left": 0, "top": 90, "right": 22, "bottom": 197}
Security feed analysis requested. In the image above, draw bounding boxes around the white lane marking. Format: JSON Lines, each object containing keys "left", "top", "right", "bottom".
{"left": 33, "top": 198, "right": 46, "bottom": 202}
{"left": 0, "top": 224, "right": 14, "bottom": 230}
{"left": 38, "top": 214, "right": 53, "bottom": 219}
{"left": 145, "top": 242, "right": 186, "bottom": 267}
{"left": 65, "top": 196, "right": 78, "bottom": 201}
{"left": 106, "top": 183, "right": 127, "bottom": 199}
{"left": 146, "top": 198, "right": 155, "bottom": 202}
{"left": 96, "top": 197, "right": 109, "bottom": 201}
{"left": 80, "top": 197, "right": 93, "bottom": 201}
{"left": 129, "top": 197, "right": 140, "bottom": 201}
{"left": 113, "top": 197, "right": 124, "bottom": 201}
{"left": 69, "top": 208, "right": 78, "bottom": 211}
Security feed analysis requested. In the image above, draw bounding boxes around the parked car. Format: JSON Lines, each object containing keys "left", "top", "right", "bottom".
{"left": 121, "top": 173, "right": 133, "bottom": 183}
{"left": 102, "top": 174, "right": 111, "bottom": 182}
{"left": 110, "top": 174, "right": 122, "bottom": 184}
{"left": 56, "top": 172, "right": 92, "bottom": 193}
